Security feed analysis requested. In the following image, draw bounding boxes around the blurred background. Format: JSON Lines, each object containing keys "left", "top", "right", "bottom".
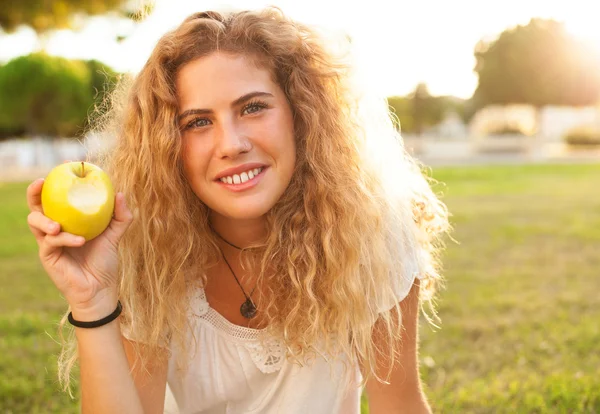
{"left": 0, "top": 1, "right": 598, "bottom": 413}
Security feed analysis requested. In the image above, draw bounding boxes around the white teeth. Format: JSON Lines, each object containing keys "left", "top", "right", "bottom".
{"left": 220, "top": 167, "right": 264, "bottom": 185}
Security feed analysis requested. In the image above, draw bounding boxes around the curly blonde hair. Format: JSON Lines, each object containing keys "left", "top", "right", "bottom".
{"left": 57, "top": 6, "right": 450, "bottom": 395}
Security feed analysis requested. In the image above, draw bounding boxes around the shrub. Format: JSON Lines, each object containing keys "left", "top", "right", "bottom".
{"left": 563, "top": 126, "right": 600, "bottom": 147}
{"left": 0, "top": 54, "right": 118, "bottom": 139}
{"left": 490, "top": 126, "right": 527, "bottom": 135}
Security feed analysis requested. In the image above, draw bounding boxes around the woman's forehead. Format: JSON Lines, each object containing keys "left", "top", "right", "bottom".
{"left": 175, "top": 53, "right": 280, "bottom": 106}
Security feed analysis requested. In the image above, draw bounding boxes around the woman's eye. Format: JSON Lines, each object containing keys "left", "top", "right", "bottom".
{"left": 242, "top": 101, "right": 268, "bottom": 115}
{"left": 186, "top": 118, "right": 211, "bottom": 129}
{"left": 183, "top": 101, "right": 267, "bottom": 130}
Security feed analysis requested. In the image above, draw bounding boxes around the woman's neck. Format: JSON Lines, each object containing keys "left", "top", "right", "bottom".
{"left": 209, "top": 212, "right": 267, "bottom": 249}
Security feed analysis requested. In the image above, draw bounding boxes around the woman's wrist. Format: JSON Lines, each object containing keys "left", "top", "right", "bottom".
{"left": 70, "top": 290, "right": 120, "bottom": 322}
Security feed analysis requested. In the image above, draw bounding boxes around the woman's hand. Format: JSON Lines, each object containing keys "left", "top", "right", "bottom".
{"left": 26, "top": 177, "right": 133, "bottom": 316}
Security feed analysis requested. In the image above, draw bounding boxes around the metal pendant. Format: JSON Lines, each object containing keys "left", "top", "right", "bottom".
{"left": 240, "top": 298, "right": 257, "bottom": 319}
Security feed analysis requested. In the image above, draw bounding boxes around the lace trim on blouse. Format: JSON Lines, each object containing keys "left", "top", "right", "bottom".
{"left": 190, "top": 288, "right": 285, "bottom": 374}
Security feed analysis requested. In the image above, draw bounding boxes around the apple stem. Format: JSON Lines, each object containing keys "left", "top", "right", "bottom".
{"left": 81, "top": 161, "right": 84, "bottom": 178}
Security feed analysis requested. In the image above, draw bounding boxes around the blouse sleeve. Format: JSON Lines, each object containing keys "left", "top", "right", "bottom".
{"left": 119, "top": 314, "right": 172, "bottom": 348}
{"left": 376, "top": 206, "right": 427, "bottom": 313}
{"left": 120, "top": 320, "right": 139, "bottom": 341}
{"left": 120, "top": 319, "right": 147, "bottom": 343}
{"left": 376, "top": 251, "right": 424, "bottom": 313}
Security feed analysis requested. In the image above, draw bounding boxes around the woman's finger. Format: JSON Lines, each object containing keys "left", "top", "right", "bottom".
{"left": 27, "top": 211, "right": 61, "bottom": 235}
{"left": 40, "top": 232, "right": 85, "bottom": 261}
{"left": 104, "top": 192, "right": 134, "bottom": 241}
{"left": 26, "top": 178, "right": 45, "bottom": 213}
{"left": 27, "top": 211, "right": 60, "bottom": 243}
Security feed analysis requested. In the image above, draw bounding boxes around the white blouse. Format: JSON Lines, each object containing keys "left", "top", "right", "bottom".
{"left": 123, "top": 263, "right": 422, "bottom": 414}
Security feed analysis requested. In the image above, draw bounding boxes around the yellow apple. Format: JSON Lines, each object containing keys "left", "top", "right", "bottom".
{"left": 41, "top": 161, "right": 115, "bottom": 241}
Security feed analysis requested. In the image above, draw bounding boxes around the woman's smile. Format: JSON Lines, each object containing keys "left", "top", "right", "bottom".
{"left": 216, "top": 165, "right": 269, "bottom": 192}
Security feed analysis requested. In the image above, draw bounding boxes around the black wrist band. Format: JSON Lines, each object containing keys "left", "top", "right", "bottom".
{"left": 68, "top": 300, "right": 122, "bottom": 328}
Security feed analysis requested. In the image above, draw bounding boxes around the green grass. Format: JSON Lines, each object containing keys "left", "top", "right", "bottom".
{"left": 2, "top": 163, "right": 600, "bottom": 413}
{"left": 0, "top": 181, "right": 78, "bottom": 413}
{"left": 417, "top": 163, "right": 600, "bottom": 413}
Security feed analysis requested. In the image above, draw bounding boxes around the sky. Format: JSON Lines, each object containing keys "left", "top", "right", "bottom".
{"left": 0, "top": 0, "right": 599, "bottom": 99}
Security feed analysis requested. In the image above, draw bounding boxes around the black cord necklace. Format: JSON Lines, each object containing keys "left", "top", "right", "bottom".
{"left": 212, "top": 229, "right": 258, "bottom": 319}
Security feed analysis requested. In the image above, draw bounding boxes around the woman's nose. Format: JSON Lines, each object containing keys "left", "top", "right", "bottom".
{"left": 215, "top": 119, "right": 251, "bottom": 159}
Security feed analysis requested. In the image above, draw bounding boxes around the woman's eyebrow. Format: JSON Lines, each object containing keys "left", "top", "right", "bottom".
{"left": 178, "top": 91, "right": 274, "bottom": 122}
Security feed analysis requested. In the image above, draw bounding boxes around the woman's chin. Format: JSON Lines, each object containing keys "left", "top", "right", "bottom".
{"left": 212, "top": 203, "right": 273, "bottom": 221}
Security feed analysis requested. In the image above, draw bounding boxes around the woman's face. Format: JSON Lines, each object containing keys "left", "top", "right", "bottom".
{"left": 177, "top": 52, "right": 296, "bottom": 221}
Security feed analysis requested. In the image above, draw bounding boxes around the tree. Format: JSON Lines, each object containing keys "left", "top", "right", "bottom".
{"left": 473, "top": 18, "right": 600, "bottom": 111}
{"left": 387, "top": 96, "right": 413, "bottom": 133}
{"left": 411, "top": 83, "right": 430, "bottom": 135}
{"left": 83, "top": 58, "right": 118, "bottom": 103}
{"left": 388, "top": 84, "right": 465, "bottom": 135}
{"left": 0, "top": 53, "right": 118, "bottom": 138}
{"left": 0, "top": 0, "right": 152, "bottom": 33}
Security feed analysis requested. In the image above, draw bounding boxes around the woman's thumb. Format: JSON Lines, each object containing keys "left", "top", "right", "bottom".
{"left": 106, "top": 192, "right": 134, "bottom": 240}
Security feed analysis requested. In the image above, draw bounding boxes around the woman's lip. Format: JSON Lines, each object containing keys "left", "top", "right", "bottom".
{"left": 214, "top": 163, "right": 268, "bottom": 181}
{"left": 216, "top": 167, "right": 267, "bottom": 192}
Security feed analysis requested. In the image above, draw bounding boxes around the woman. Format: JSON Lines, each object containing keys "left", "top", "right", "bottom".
{"left": 26, "top": 7, "right": 449, "bottom": 414}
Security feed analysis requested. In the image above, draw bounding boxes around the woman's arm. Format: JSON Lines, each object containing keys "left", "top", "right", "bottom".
{"left": 74, "top": 299, "right": 145, "bottom": 413}
{"left": 73, "top": 298, "right": 168, "bottom": 414}
{"left": 26, "top": 179, "right": 167, "bottom": 413}
{"left": 365, "top": 279, "right": 433, "bottom": 414}
{"left": 121, "top": 335, "right": 169, "bottom": 413}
